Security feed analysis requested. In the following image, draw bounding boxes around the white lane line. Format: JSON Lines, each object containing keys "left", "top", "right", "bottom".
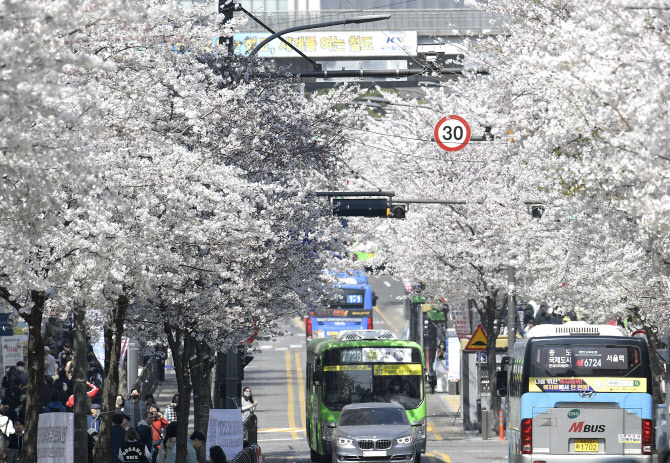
{"left": 383, "top": 281, "right": 391, "bottom": 287}
{"left": 276, "top": 347, "right": 288, "bottom": 351}
{"left": 290, "top": 344, "right": 303, "bottom": 349}
{"left": 260, "top": 345, "right": 274, "bottom": 350}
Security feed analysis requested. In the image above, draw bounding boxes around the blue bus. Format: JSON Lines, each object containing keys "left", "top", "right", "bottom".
{"left": 498, "top": 322, "right": 654, "bottom": 462}
{"left": 306, "top": 279, "right": 373, "bottom": 341}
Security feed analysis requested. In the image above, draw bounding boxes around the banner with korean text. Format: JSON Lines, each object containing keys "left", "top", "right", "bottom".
{"left": 234, "top": 31, "right": 418, "bottom": 58}
{"left": 207, "top": 409, "right": 244, "bottom": 461}
{"left": 38, "top": 412, "right": 74, "bottom": 463}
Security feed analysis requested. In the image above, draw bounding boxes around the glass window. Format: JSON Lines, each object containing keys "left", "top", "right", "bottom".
{"left": 338, "top": 408, "right": 409, "bottom": 426}
{"left": 531, "top": 344, "right": 642, "bottom": 378}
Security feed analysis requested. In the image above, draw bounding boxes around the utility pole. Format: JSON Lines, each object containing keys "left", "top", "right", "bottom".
{"left": 73, "top": 306, "right": 88, "bottom": 463}
{"left": 507, "top": 266, "right": 516, "bottom": 355}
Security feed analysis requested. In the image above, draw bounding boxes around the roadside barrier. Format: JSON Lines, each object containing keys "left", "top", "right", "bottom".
{"left": 232, "top": 444, "right": 262, "bottom": 463}
{"left": 244, "top": 414, "right": 258, "bottom": 445}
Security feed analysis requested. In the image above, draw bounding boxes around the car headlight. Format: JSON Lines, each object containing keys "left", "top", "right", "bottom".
{"left": 337, "top": 438, "right": 354, "bottom": 447}
{"left": 396, "top": 436, "right": 413, "bottom": 445}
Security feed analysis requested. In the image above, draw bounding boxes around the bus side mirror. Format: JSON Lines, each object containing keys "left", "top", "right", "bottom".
{"left": 496, "top": 370, "right": 508, "bottom": 397}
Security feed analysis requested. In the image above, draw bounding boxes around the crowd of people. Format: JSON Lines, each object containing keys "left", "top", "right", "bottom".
{"left": 0, "top": 334, "right": 240, "bottom": 463}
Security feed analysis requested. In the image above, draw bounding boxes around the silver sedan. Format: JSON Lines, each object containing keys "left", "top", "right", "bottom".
{"left": 331, "top": 403, "right": 419, "bottom": 463}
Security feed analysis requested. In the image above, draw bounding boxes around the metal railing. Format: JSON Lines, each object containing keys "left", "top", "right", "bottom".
{"left": 232, "top": 444, "right": 261, "bottom": 463}
{"left": 235, "top": 9, "right": 504, "bottom": 36}
{"left": 243, "top": 414, "right": 258, "bottom": 445}
{"left": 130, "top": 357, "right": 158, "bottom": 399}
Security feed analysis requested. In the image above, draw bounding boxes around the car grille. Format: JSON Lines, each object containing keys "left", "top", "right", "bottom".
{"left": 376, "top": 440, "right": 392, "bottom": 450}
{"left": 357, "top": 440, "right": 392, "bottom": 450}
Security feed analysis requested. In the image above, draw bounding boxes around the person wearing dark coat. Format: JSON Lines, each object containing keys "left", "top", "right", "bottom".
{"left": 111, "top": 413, "right": 129, "bottom": 463}
{"left": 136, "top": 411, "right": 154, "bottom": 454}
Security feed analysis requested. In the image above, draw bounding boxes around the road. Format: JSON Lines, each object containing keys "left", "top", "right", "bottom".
{"left": 242, "top": 275, "right": 507, "bottom": 463}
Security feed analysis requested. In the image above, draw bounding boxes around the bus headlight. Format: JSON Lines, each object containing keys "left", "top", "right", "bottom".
{"left": 337, "top": 438, "right": 354, "bottom": 447}
{"left": 396, "top": 436, "right": 413, "bottom": 445}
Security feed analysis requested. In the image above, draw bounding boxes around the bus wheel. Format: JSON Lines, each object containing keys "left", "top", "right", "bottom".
{"left": 310, "top": 449, "right": 319, "bottom": 462}
{"left": 320, "top": 453, "right": 331, "bottom": 463}
{"left": 415, "top": 452, "right": 421, "bottom": 463}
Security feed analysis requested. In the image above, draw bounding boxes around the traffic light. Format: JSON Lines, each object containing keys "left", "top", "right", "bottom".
{"left": 333, "top": 198, "right": 389, "bottom": 217}
{"left": 530, "top": 205, "right": 544, "bottom": 219}
{"left": 389, "top": 205, "right": 406, "bottom": 219}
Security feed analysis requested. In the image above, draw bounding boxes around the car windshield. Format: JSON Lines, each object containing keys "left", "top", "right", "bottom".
{"left": 338, "top": 408, "right": 409, "bottom": 427}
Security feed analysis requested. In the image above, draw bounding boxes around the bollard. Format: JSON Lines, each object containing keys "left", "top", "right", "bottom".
{"left": 499, "top": 410, "right": 504, "bottom": 440}
{"left": 482, "top": 409, "right": 489, "bottom": 440}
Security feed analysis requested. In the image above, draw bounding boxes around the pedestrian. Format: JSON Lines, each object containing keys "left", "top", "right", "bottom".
{"left": 111, "top": 413, "right": 129, "bottom": 463}
{"left": 209, "top": 446, "right": 226, "bottom": 463}
{"left": 190, "top": 431, "right": 206, "bottom": 455}
{"left": 125, "top": 388, "right": 147, "bottom": 429}
{"left": 148, "top": 404, "right": 169, "bottom": 454}
{"left": 66, "top": 381, "right": 99, "bottom": 410}
{"left": 523, "top": 318, "right": 536, "bottom": 337}
{"left": 241, "top": 387, "right": 257, "bottom": 420}
{"left": 44, "top": 391, "right": 66, "bottom": 413}
{"left": 14, "top": 363, "right": 27, "bottom": 387}
{"left": 2, "top": 367, "right": 17, "bottom": 396}
{"left": 0, "top": 404, "right": 15, "bottom": 452}
{"left": 87, "top": 403, "right": 102, "bottom": 432}
{"left": 116, "top": 395, "right": 126, "bottom": 414}
{"left": 44, "top": 346, "right": 58, "bottom": 379}
{"left": 144, "top": 394, "right": 155, "bottom": 409}
{"left": 6, "top": 418, "right": 24, "bottom": 463}
{"left": 57, "top": 342, "right": 73, "bottom": 372}
{"left": 119, "top": 427, "right": 151, "bottom": 463}
{"left": 164, "top": 394, "right": 178, "bottom": 422}
{"left": 156, "top": 422, "right": 177, "bottom": 463}
{"left": 137, "top": 411, "right": 154, "bottom": 455}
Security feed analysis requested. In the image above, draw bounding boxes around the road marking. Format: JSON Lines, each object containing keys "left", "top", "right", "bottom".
{"left": 427, "top": 421, "right": 443, "bottom": 441}
{"left": 260, "top": 345, "right": 274, "bottom": 350}
{"left": 373, "top": 305, "right": 397, "bottom": 332}
{"left": 425, "top": 453, "right": 438, "bottom": 463}
{"left": 285, "top": 350, "right": 299, "bottom": 439}
{"left": 259, "top": 427, "right": 305, "bottom": 433}
{"left": 428, "top": 451, "right": 451, "bottom": 463}
{"left": 295, "top": 351, "right": 306, "bottom": 429}
{"left": 383, "top": 281, "right": 391, "bottom": 287}
{"left": 258, "top": 437, "right": 304, "bottom": 442}
{"left": 290, "top": 344, "right": 303, "bottom": 349}
{"left": 439, "top": 394, "right": 460, "bottom": 414}
{"left": 276, "top": 347, "right": 288, "bottom": 351}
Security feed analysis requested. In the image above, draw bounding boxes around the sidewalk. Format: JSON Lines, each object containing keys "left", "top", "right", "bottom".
{"left": 153, "top": 365, "right": 195, "bottom": 432}
{"left": 425, "top": 391, "right": 487, "bottom": 441}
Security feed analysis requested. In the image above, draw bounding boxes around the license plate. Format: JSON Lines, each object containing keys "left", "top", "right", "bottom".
{"left": 362, "top": 451, "right": 387, "bottom": 457}
{"left": 574, "top": 439, "right": 599, "bottom": 452}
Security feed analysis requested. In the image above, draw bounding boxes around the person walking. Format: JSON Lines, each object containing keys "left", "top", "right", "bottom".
{"left": 136, "top": 411, "right": 154, "bottom": 454}
{"left": 44, "top": 347, "right": 58, "bottom": 379}
{"left": 66, "top": 381, "right": 99, "bottom": 410}
{"left": 44, "top": 391, "right": 66, "bottom": 413}
{"left": 119, "top": 427, "right": 151, "bottom": 463}
{"left": 111, "top": 414, "right": 129, "bottom": 463}
{"left": 241, "top": 387, "right": 257, "bottom": 420}
{"left": 148, "top": 405, "right": 169, "bottom": 454}
{"left": 164, "top": 395, "right": 178, "bottom": 423}
{"left": 125, "top": 389, "right": 147, "bottom": 429}
{"left": 87, "top": 403, "right": 102, "bottom": 432}
{"left": 6, "top": 418, "right": 24, "bottom": 463}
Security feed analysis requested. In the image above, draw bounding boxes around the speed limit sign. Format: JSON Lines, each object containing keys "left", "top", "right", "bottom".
{"left": 434, "top": 115, "right": 471, "bottom": 152}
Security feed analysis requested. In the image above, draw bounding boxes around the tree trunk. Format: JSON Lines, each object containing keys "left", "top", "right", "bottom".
{"left": 166, "top": 324, "right": 194, "bottom": 463}
{"left": 94, "top": 294, "right": 129, "bottom": 463}
{"left": 22, "top": 291, "right": 47, "bottom": 463}
{"left": 191, "top": 337, "right": 214, "bottom": 463}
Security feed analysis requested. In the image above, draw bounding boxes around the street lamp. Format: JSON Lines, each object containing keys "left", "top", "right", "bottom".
{"left": 248, "top": 15, "right": 391, "bottom": 56}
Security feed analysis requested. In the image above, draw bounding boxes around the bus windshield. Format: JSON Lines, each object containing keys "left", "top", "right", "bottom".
{"left": 322, "top": 346, "right": 424, "bottom": 411}
{"left": 531, "top": 344, "right": 643, "bottom": 378}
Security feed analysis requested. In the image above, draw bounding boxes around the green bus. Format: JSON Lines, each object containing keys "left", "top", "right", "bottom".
{"left": 306, "top": 330, "right": 427, "bottom": 463}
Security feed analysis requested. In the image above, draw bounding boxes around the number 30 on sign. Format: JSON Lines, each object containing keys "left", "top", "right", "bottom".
{"left": 434, "top": 115, "right": 471, "bottom": 152}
